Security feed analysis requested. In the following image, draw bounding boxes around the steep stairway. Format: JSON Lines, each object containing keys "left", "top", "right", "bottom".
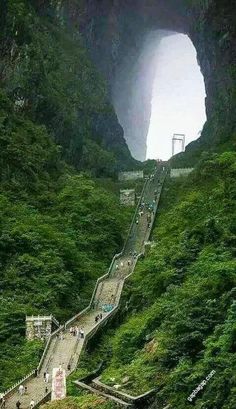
{"left": 94, "top": 278, "right": 122, "bottom": 307}
{"left": 4, "top": 166, "right": 166, "bottom": 409}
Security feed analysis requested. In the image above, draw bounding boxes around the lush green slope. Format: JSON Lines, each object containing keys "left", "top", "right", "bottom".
{"left": 1, "top": 3, "right": 235, "bottom": 408}
{"left": 42, "top": 395, "right": 117, "bottom": 409}
{"left": 0, "top": 1, "right": 139, "bottom": 392}
{"left": 0, "top": 0, "right": 136, "bottom": 175}
{"left": 0, "top": 90, "right": 133, "bottom": 391}
{"left": 72, "top": 152, "right": 236, "bottom": 409}
{"left": 0, "top": 1, "right": 143, "bottom": 393}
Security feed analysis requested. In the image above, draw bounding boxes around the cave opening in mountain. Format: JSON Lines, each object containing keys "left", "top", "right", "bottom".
{"left": 112, "top": 30, "right": 206, "bottom": 162}
{"left": 146, "top": 33, "right": 206, "bottom": 160}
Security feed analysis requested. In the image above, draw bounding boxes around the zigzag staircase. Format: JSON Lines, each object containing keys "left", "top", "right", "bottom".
{"left": 3, "top": 167, "right": 167, "bottom": 409}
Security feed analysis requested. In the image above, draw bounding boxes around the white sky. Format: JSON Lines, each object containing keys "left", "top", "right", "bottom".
{"left": 146, "top": 34, "right": 206, "bottom": 160}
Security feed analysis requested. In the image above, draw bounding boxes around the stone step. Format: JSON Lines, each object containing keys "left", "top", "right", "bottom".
{"left": 4, "top": 168, "right": 166, "bottom": 409}
{"left": 95, "top": 279, "right": 122, "bottom": 307}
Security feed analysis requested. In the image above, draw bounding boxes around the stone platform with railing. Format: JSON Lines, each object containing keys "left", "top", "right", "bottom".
{"left": 3, "top": 167, "right": 166, "bottom": 409}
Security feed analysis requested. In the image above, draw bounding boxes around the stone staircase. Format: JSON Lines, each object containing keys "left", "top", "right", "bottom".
{"left": 3, "top": 167, "right": 167, "bottom": 409}
{"left": 94, "top": 278, "right": 122, "bottom": 307}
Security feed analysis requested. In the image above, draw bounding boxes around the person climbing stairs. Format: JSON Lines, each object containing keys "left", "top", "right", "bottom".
{"left": 4, "top": 166, "right": 167, "bottom": 409}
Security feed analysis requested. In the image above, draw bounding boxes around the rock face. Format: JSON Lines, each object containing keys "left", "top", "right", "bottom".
{"left": 112, "top": 30, "right": 171, "bottom": 161}
{"left": 58, "top": 0, "right": 236, "bottom": 160}
{"left": 1, "top": 1, "right": 235, "bottom": 164}
{"left": 0, "top": 0, "right": 137, "bottom": 174}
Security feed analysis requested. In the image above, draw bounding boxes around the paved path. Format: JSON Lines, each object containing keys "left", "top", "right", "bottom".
{"left": 5, "top": 168, "right": 165, "bottom": 409}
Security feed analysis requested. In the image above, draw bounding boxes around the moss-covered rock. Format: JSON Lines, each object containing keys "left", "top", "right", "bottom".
{"left": 0, "top": 0, "right": 136, "bottom": 175}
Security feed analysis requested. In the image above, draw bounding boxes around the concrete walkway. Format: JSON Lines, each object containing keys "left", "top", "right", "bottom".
{"left": 5, "top": 168, "right": 165, "bottom": 409}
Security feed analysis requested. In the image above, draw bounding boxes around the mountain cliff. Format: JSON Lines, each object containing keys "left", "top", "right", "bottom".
{"left": 0, "top": 0, "right": 137, "bottom": 175}
{"left": 2, "top": 1, "right": 235, "bottom": 162}
{"left": 0, "top": 1, "right": 235, "bottom": 408}
{"left": 53, "top": 0, "right": 235, "bottom": 160}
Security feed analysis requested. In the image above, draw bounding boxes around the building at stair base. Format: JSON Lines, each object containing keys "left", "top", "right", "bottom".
{"left": 3, "top": 167, "right": 167, "bottom": 409}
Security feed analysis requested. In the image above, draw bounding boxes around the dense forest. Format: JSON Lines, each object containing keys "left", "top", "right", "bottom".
{"left": 0, "top": 1, "right": 236, "bottom": 409}
{"left": 0, "top": 0, "right": 137, "bottom": 174}
{"left": 0, "top": 88, "right": 137, "bottom": 390}
{"left": 72, "top": 152, "right": 236, "bottom": 409}
{"left": 0, "top": 0, "right": 138, "bottom": 391}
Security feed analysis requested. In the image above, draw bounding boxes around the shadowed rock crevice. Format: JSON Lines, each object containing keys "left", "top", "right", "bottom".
{"left": 59, "top": 0, "right": 235, "bottom": 161}
{"left": 1, "top": 1, "right": 235, "bottom": 163}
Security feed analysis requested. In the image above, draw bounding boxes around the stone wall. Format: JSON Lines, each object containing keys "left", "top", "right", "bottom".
{"left": 170, "top": 168, "right": 194, "bottom": 178}
{"left": 26, "top": 316, "right": 59, "bottom": 341}
{"left": 118, "top": 171, "right": 144, "bottom": 181}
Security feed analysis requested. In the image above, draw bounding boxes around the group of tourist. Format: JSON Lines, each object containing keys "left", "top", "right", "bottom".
{"left": 136, "top": 198, "right": 156, "bottom": 227}
{"left": 15, "top": 399, "right": 35, "bottom": 409}
{"left": 0, "top": 169, "right": 165, "bottom": 409}
{"left": 129, "top": 250, "right": 138, "bottom": 259}
{"left": 149, "top": 173, "right": 156, "bottom": 182}
{"left": 14, "top": 384, "right": 37, "bottom": 409}
{"left": 135, "top": 201, "right": 145, "bottom": 225}
{"left": 115, "top": 259, "right": 132, "bottom": 271}
{"left": 15, "top": 372, "right": 50, "bottom": 408}
{"left": 69, "top": 326, "right": 85, "bottom": 339}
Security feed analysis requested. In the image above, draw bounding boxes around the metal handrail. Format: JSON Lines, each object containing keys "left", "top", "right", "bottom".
{"left": 146, "top": 171, "right": 167, "bottom": 238}
{"left": 4, "top": 169, "right": 166, "bottom": 406}
{"left": 64, "top": 252, "right": 122, "bottom": 329}
{"left": 122, "top": 177, "right": 149, "bottom": 254}
{"left": 37, "top": 325, "right": 63, "bottom": 372}
{"left": 3, "top": 371, "right": 35, "bottom": 398}
{"left": 46, "top": 170, "right": 165, "bottom": 374}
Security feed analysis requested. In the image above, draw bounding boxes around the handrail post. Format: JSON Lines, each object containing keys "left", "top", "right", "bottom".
{"left": 4, "top": 169, "right": 167, "bottom": 404}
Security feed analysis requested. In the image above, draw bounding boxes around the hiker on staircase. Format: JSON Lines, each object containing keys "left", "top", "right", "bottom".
{"left": 79, "top": 328, "right": 84, "bottom": 339}
{"left": 45, "top": 372, "right": 50, "bottom": 383}
{"left": 18, "top": 385, "right": 24, "bottom": 396}
{"left": 29, "top": 399, "right": 35, "bottom": 409}
{"left": 4, "top": 167, "right": 165, "bottom": 409}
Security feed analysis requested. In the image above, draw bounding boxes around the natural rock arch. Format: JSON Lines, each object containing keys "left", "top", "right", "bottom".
{"left": 71, "top": 0, "right": 235, "bottom": 161}
{"left": 39, "top": 0, "right": 236, "bottom": 162}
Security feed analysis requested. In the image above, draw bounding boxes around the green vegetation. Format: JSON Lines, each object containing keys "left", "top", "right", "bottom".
{"left": 0, "top": 89, "right": 134, "bottom": 391}
{"left": 72, "top": 152, "right": 236, "bottom": 408}
{"left": 0, "top": 339, "right": 43, "bottom": 389}
{"left": 1, "top": 0, "right": 136, "bottom": 174}
{"left": 42, "top": 395, "right": 117, "bottom": 409}
{"left": 0, "top": 2, "right": 235, "bottom": 409}
{"left": 0, "top": 1, "right": 139, "bottom": 392}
